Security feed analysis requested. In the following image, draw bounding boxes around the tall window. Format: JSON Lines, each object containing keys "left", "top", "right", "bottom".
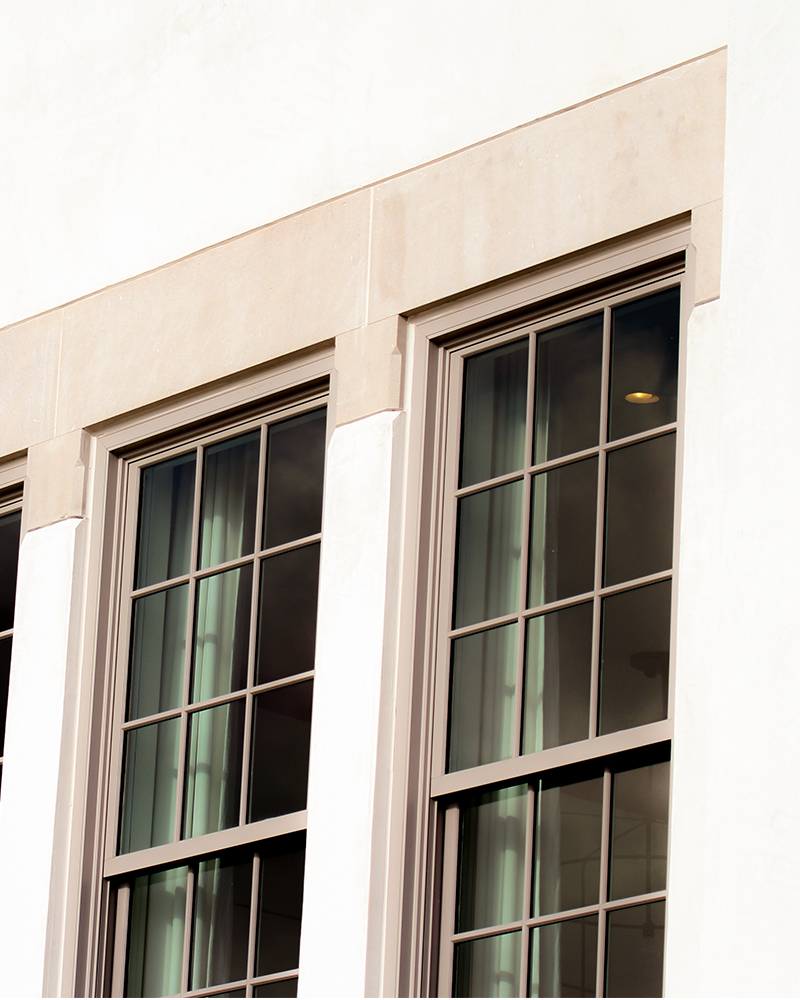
{"left": 431, "top": 277, "right": 681, "bottom": 998}
{"left": 106, "top": 400, "right": 327, "bottom": 998}
{"left": 0, "top": 501, "right": 21, "bottom": 795}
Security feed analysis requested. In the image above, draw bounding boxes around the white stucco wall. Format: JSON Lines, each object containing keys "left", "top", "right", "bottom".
{"left": 1, "top": 0, "right": 728, "bottom": 330}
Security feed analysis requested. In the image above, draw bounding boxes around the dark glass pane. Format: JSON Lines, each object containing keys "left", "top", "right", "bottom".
{"left": 264, "top": 409, "right": 326, "bottom": 549}
{"left": 454, "top": 481, "right": 523, "bottom": 629}
{"left": 128, "top": 585, "right": 188, "bottom": 721}
{"left": 457, "top": 784, "right": 526, "bottom": 932}
{"left": 254, "top": 981, "right": 298, "bottom": 998}
{"left": 610, "top": 761, "right": 670, "bottom": 901}
{"left": 609, "top": 288, "right": 679, "bottom": 442}
{"left": 192, "top": 566, "right": 253, "bottom": 702}
{"left": 453, "top": 931, "right": 521, "bottom": 999}
{"left": 604, "top": 434, "right": 675, "bottom": 587}
{"left": 184, "top": 700, "right": 245, "bottom": 838}
{"left": 248, "top": 682, "right": 312, "bottom": 821}
{"left": 126, "top": 865, "right": 188, "bottom": 998}
{"left": 448, "top": 623, "right": 517, "bottom": 773}
{"left": 191, "top": 851, "right": 252, "bottom": 990}
{"left": 0, "top": 510, "right": 20, "bottom": 631}
{"left": 535, "top": 774, "right": 603, "bottom": 916}
{"left": 257, "top": 544, "right": 320, "bottom": 685}
{"left": 460, "top": 340, "right": 528, "bottom": 488}
{"left": 0, "top": 637, "right": 11, "bottom": 756}
{"left": 598, "top": 581, "right": 671, "bottom": 736}
{"left": 119, "top": 717, "right": 180, "bottom": 854}
{"left": 534, "top": 313, "right": 603, "bottom": 464}
{"left": 523, "top": 603, "right": 592, "bottom": 754}
{"left": 530, "top": 915, "right": 598, "bottom": 998}
{"left": 199, "top": 431, "right": 260, "bottom": 569}
{"left": 529, "top": 458, "right": 597, "bottom": 607}
{"left": 135, "top": 452, "right": 195, "bottom": 589}
{"left": 256, "top": 835, "right": 305, "bottom": 976}
{"left": 212, "top": 992, "right": 247, "bottom": 998}
{"left": 605, "top": 901, "right": 665, "bottom": 998}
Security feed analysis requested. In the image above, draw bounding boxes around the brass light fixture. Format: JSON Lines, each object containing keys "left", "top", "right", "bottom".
{"left": 625, "top": 391, "right": 660, "bottom": 403}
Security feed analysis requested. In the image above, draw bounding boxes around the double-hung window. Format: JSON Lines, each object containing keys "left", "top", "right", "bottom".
{"left": 429, "top": 272, "right": 682, "bottom": 998}
{"left": 105, "top": 397, "right": 327, "bottom": 998}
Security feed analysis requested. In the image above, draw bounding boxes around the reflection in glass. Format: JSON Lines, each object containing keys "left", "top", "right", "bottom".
{"left": 529, "top": 916, "right": 598, "bottom": 998}
{"left": 119, "top": 717, "right": 180, "bottom": 854}
{"left": 184, "top": 700, "right": 245, "bottom": 838}
{"left": 264, "top": 409, "right": 327, "bottom": 550}
{"left": 454, "top": 481, "right": 523, "bottom": 629}
{"left": 126, "top": 865, "right": 187, "bottom": 998}
{"left": 523, "top": 603, "right": 592, "bottom": 754}
{"left": 191, "top": 852, "right": 252, "bottom": 990}
{"left": 599, "top": 581, "right": 671, "bottom": 736}
{"left": 609, "top": 288, "right": 679, "bottom": 442}
{"left": 449, "top": 624, "right": 517, "bottom": 772}
{"left": 457, "top": 785, "right": 526, "bottom": 932}
{"left": 257, "top": 544, "right": 320, "bottom": 685}
{"left": 610, "top": 761, "right": 670, "bottom": 901}
{"left": 0, "top": 510, "right": 20, "bottom": 631}
{"left": 453, "top": 931, "right": 521, "bottom": 999}
{"left": 128, "top": 585, "right": 188, "bottom": 720}
{"left": 535, "top": 775, "right": 603, "bottom": 916}
{"left": 605, "top": 901, "right": 665, "bottom": 998}
{"left": 257, "top": 836, "right": 305, "bottom": 976}
{"left": 135, "top": 453, "right": 195, "bottom": 589}
{"left": 0, "top": 637, "right": 11, "bottom": 756}
{"left": 534, "top": 313, "right": 603, "bottom": 464}
{"left": 460, "top": 340, "right": 528, "bottom": 489}
{"left": 529, "top": 458, "right": 597, "bottom": 607}
{"left": 254, "top": 981, "right": 298, "bottom": 998}
{"left": 249, "top": 682, "right": 312, "bottom": 822}
{"left": 192, "top": 566, "right": 253, "bottom": 702}
{"left": 199, "top": 431, "right": 260, "bottom": 569}
{"left": 604, "top": 434, "right": 675, "bottom": 587}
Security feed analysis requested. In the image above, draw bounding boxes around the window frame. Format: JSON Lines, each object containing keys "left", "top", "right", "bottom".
{"left": 0, "top": 467, "right": 24, "bottom": 792}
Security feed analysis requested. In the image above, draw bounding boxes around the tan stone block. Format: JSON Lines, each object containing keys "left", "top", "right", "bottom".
{"left": 56, "top": 192, "right": 370, "bottom": 433}
{"left": 25, "top": 430, "right": 91, "bottom": 529}
{"left": 0, "top": 310, "right": 61, "bottom": 458}
{"left": 335, "top": 317, "right": 404, "bottom": 425}
{"left": 692, "top": 199, "right": 723, "bottom": 304}
{"left": 368, "top": 50, "right": 727, "bottom": 320}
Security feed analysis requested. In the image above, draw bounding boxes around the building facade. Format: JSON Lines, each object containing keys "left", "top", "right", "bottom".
{"left": 0, "top": 2, "right": 798, "bottom": 996}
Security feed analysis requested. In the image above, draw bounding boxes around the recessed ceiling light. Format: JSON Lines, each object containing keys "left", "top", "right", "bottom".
{"left": 625, "top": 391, "right": 659, "bottom": 404}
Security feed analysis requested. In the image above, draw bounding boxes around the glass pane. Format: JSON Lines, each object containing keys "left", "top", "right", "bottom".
{"left": 254, "top": 981, "right": 298, "bottom": 998}
{"left": 448, "top": 623, "right": 517, "bottom": 773}
{"left": 184, "top": 700, "right": 245, "bottom": 838}
{"left": 211, "top": 992, "right": 247, "bottom": 998}
{"left": 523, "top": 603, "right": 592, "bottom": 754}
{"left": 529, "top": 458, "right": 597, "bottom": 607}
{"left": 457, "top": 784, "right": 527, "bottom": 932}
{"left": 460, "top": 339, "right": 529, "bottom": 489}
{"left": 199, "top": 431, "right": 260, "bottom": 569}
{"left": 264, "top": 409, "right": 327, "bottom": 549}
{"left": 135, "top": 452, "right": 195, "bottom": 589}
{"left": 610, "top": 760, "right": 670, "bottom": 901}
{"left": 454, "top": 481, "right": 523, "bottom": 629}
{"left": 604, "top": 434, "right": 675, "bottom": 587}
{"left": 256, "top": 835, "right": 305, "bottom": 976}
{"left": 535, "top": 775, "right": 603, "bottom": 916}
{"left": 453, "top": 931, "right": 521, "bottom": 999}
{"left": 128, "top": 585, "right": 188, "bottom": 720}
{"left": 0, "top": 637, "right": 11, "bottom": 756}
{"left": 249, "top": 682, "right": 312, "bottom": 822}
{"left": 0, "top": 510, "right": 20, "bottom": 631}
{"left": 529, "top": 916, "right": 598, "bottom": 998}
{"left": 598, "top": 581, "right": 671, "bottom": 736}
{"left": 257, "top": 544, "right": 320, "bottom": 685}
{"left": 534, "top": 313, "right": 603, "bottom": 464}
{"left": 119, "top": 717, "right": 180, "bottom": 854}
{"left": 191, "top": 851, "right": 252, "bottom": 991}
{"left": 609, "top": 288, "right": 679, "bottom": 442}
{"left": 192, "top": 566, "right": 253, "bottom": 702}
{"left": 605, "top": 901, "right": 665, "bottom": 998}
{"left": 126, "top": 865, "right": 188, "bottom": 998}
